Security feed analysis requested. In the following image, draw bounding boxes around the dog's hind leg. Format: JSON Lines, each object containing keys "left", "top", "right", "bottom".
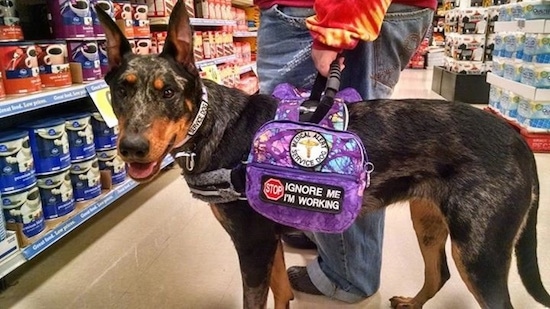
{"left": 390, "top": 199, "right": 450, "bottom": 309}
{"left": 210, "top": 203, "right": 280, "bottom": 309}
{"left": 270, "top": 239, "right": 294, "bottom": 309}
{"left": 450, "top": 242, "right": 513, "bottom": 308}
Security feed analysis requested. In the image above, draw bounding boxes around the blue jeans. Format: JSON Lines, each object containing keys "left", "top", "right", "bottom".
{"left": 257, "top": 3, "right": 433, "bottom": 304}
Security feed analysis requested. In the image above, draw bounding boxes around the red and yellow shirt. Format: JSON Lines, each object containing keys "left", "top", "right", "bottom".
{"left": 255, "top": 0, "right": 437, "bottom": 51}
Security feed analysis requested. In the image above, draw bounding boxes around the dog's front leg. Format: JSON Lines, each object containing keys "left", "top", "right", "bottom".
{"left": 210, "top": 203, "right": 283, "bottom": 309}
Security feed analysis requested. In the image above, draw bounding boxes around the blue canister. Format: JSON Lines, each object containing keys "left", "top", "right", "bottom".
{"left": 2, "top": 185, "right": 46, "bottom": 238}
{"left": 97, "top": 148, "right": 127, "bottom": 185}
{"left": 36, "top": 168, "right": 75, "bottom": 219}
{"left": 64, "top": 113, "right": 96, "bottom": 161}
{"left": 22, "top": 118, "right": 71, "bottom": 174}
{"left": 0, "top": 131, "right": 36, "bottom": 194}
{"left": 70, "top": 156, "right": 101, "bottom": 201}
{"left": 90, "top": 112, "right": 119, "bottom": 149}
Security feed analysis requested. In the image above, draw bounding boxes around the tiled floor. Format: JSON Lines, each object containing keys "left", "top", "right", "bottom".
{"left": 1, "top": 69, "right": 549, "bottom": 309}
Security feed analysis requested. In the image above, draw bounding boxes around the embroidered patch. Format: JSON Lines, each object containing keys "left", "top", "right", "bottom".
{"left": 260, "top": 175, "right": 343, "bottom": 214}
{"left": 290, "top": 130, "right": 328, "bottom": 168}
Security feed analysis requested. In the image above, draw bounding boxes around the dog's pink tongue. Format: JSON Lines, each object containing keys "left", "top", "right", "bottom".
{"left": 127, "top": 162, "right": 157, "bottom": 180}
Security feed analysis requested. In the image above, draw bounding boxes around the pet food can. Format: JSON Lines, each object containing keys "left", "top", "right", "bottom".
{"left": 35, "top": 40, "right": 72, "bottom": 88}
{"left": 47, "top": 0, "right": 94, "bottom": 39}
{"left": 70, "top": 156, "right": 101, "bottom": 201}
{"left": 0, "top": 42, "right": 42, "bottom": 95}
{"left": 97, "top": 148, "right": 126, "bottom": 184}
{"left": 64, "top": 113, "right": 96, "bottom": 161}
{"left": 91, "top": 112, "right": 119, "bottom": 149}
{"left": 2, "top": 185, "right": 46, "bottom": 238}
{"left": 0, "top": 0, "right": 24, "bottom": 41}
{"left": 90, "top": 0, "right": 114, "bottom": 37}
{"left": 36, "top": 167, "right": 75, "bottom": 219}
{"left": 22, "top": 118, "right": 71, "bottom": 175}
{"left": 0, "top": 131, "right": 36, "bottom": 194}
{"left": 68, "top": 40, "right": 102, "bottom": 82}
{"left": 97, "top": 39, "right": 109, "bottom": 75}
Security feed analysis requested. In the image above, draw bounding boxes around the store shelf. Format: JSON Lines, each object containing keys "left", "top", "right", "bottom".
{"left": 150, "top": 17, "right": 236, "bottom": 26}
{"left": 196, "top": 55, "right": 237, "bottom": 67}
{"left": 0, "top": 155, "right": 174, "bottom": 277}
{"left": 486, "top": 72, "right": 550, "bottom": 101}
{"left": 239, "top": 62, "right": 256, "bottom": 74}
{"left": 0, "top": 82, "right": 104, "bottom": 119}
{"left": 494, "top": 20, "right": 550, "bottom": 34}
{"left": 234, "top": 31, "right": 257, "bottom": 37}
{"left": 232, "top": 0, "right": 253, "bottom": 7}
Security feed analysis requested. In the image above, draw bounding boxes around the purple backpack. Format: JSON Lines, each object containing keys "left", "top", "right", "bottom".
{"left": 245, "top": 82, "right": 372, "bottom": 233}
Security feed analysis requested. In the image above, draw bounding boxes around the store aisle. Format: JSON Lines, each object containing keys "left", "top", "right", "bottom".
{"left": 1, "top": 70, "right": 549, "bottom": 309}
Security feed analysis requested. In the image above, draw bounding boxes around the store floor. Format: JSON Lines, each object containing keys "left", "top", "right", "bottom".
{"left": 1, "top": 69, "right": 549, "bottom": 309}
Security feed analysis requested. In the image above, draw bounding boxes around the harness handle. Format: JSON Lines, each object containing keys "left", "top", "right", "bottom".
{"left": 299, "top": 58, "right": 342, "bottom": 124}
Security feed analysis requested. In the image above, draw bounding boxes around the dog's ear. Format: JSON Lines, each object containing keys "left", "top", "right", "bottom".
{"left": 161, "top": 0, "right": 197, "bottom": 73}
{"left": 95, "top": 4, "right": 133, "bottom": 69}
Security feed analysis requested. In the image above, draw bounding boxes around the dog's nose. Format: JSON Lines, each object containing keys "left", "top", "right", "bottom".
{"left": 119, "top": 134, "right": 149, "bottom": 159}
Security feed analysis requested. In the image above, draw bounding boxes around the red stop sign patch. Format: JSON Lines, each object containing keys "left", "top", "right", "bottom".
{"left": 263, "top": 178, "right": 284, "bottom": 201}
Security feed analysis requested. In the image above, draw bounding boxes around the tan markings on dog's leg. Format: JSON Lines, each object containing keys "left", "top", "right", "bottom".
{"left": 451, "top": 244, "right": 488, "bottom": 308}
{"left": 153, "top": 78, "right": 164, "bottom": 90}
{"left": 270, "top": 240, "right": 294, "bottom": 309}
{"left": 390, "top": 199, "right": 450, "bottom": 309}
{"left": 210, "top": 204, "right": 224, "bottom": 223}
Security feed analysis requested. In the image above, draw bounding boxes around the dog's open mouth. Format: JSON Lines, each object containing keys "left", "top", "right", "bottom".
{"left": 127, "top": 161, "right": 161, "bottom": 181}
{"left": 125, "top": 135, "right": 175, "bottom": 182}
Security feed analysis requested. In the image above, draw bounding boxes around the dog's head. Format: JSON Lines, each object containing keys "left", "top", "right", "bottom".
{"left": 96, "top": 1, "right": 201, "bottom": 182}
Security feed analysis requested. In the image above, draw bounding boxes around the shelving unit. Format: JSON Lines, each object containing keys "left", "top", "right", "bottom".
{"left": 485, "top": 19, "right": 550, "bottom": 152}
{"left": 150, "top": 17, "right": 236, "bottom": 27}
{"left": 486, "top": 73, "right": 550, "bottom": 101}
{"left": 0, "top": 154, "right": 174, "bottom": 278}
{"left": 0, "top": 0, "right": 260, "bottom": 283}
{"left": 0, "top": 83, "right": 94, "bottom": 119}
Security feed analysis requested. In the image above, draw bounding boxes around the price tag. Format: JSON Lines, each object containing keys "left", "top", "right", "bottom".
{"left": 86, "top": 80, "right": 118, "bottom": 128}
{"left": 202, "top": 64, "right": 222, "bottom": 84}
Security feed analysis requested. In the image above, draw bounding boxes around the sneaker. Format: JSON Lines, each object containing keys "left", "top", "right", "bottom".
{"left": 287, "top": 266, "right": 323, "bottom": 295}
{"left": 281, "top": 231, "right": 317, "bottom": 250}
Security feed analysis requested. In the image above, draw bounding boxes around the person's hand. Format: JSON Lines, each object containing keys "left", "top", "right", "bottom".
{"left": 311, "top": 48, "right": 345, "bottom": 76}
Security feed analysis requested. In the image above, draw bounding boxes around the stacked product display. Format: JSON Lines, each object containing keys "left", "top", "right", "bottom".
{"left": 486, "top": 0, "right": 550, "bottom": 152}
{"left": 0, "top": 0, "right": 257, "bottom": 281}
{"left": 444, "top": 5, "right": 492, "bottom": 74}
{"left": 432, "top": 0, "right": 503, "bottom": 103}
{"left": 0, "top": 113, "right": 122, "bottom": 247}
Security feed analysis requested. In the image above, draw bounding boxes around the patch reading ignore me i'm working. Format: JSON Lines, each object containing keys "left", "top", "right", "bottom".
{"left": 259, "top": 175, "right": 344, "bottom": 214}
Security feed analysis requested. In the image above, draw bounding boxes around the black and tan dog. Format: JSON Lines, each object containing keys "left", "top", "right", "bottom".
{"left": 96, "top": 2, "right": 549, "bottom": 308}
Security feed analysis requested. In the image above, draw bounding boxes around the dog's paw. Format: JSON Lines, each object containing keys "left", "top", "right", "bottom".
{"left": 389, "top": 296, "right": 421, "bottom": 309}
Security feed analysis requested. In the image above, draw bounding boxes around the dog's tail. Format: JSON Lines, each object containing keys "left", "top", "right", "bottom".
{"left": 515, "top": 170, "right": 550, "bottom": 306}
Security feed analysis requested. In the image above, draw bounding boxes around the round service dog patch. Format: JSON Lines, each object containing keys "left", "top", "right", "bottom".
{"left": 290, "top": 130, "right": 329, "bottom": 168}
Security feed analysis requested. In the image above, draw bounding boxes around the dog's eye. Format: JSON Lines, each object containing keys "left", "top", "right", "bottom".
{"left": 163, "top": 88, "right": 175, "bottom": 99}
{"left": 117, "top": 87, "right": 127, "bottom": 97}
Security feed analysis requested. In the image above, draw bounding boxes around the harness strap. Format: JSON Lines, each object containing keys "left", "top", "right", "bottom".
{"left": 183, "top": 165, "right": 247, "bottom": 204}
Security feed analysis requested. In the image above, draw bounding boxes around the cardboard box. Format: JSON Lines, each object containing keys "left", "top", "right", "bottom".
{"left": 0, "top": 231, "right": 19, "bottom": 262}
